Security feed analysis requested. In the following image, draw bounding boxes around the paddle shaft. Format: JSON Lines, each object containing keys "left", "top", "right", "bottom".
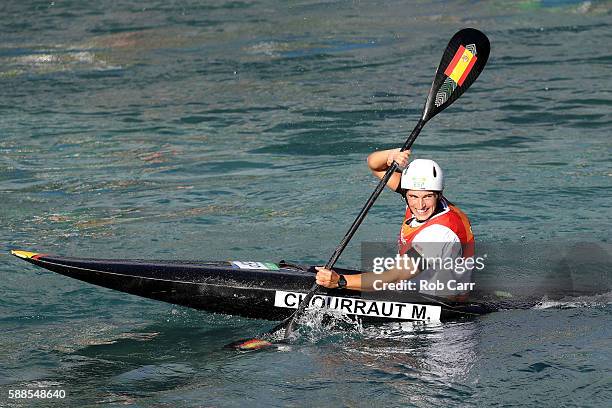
{"left": 325, "top": 119, "right": 425, "bottom": 269}
{"left": 279, "top": 118, "right": 426, "bottom": 333}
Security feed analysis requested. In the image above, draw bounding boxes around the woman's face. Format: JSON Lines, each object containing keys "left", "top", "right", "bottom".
{"left": 406, "top": 190, "right": 439, "bottom": 221}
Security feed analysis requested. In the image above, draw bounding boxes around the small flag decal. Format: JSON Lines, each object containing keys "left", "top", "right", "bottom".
{"left": 444, "top": 45, "right": 477, "bottom": 86}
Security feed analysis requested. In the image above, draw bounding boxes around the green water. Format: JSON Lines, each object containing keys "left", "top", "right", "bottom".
{"left": 1, "top": 1, "right": 611, "bottom": 406}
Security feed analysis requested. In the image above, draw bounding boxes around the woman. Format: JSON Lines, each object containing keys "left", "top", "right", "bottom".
{"left": 315, "top": 149, "right": 475, "bottom": 299}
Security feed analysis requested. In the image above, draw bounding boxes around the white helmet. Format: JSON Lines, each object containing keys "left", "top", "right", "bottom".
{"left": 401, "top": 159, "right": 444, "bottom": 191}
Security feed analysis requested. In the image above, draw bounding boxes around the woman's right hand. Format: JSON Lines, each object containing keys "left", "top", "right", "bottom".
{"left": 315, "top": 267, "right": 340, "bottom": 289}
{"left": 386, "top": 148, "right": 411, "bottom": 168}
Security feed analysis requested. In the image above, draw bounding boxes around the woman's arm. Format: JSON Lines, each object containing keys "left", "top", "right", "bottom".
{"left": 315, "top": 263, "right": 417, "bottom": 292}
{"left": 367, "top": 148, "right": 411, "bottom": 191}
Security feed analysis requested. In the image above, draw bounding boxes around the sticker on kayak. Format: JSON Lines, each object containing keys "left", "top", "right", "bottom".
{"left": 274, "top": 291, "right": 441, "bottom": 322}
{"left": 231, "top": 261, "right": 279, "bottom": 271}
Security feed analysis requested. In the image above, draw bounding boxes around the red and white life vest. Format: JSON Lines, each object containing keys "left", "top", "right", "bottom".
{"left": 398, "top": 197, "right": 474, "bottom": 258}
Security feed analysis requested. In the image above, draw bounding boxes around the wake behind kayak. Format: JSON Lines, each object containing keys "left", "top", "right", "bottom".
{"left": 11, "top": 250, "right": 495, "bottom": 323}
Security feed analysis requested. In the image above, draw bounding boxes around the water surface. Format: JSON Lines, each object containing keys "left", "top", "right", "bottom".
{"left": 1, "top": 1, "right": 611, "bottom": 406}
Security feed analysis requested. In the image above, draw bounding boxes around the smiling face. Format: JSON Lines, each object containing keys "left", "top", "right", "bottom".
{"left": 406, "top": 190, "right": 440, "bottom": 221}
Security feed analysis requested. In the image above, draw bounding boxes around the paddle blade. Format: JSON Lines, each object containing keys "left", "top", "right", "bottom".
{"left": 422, "top": 28, "right": 490, "bottom": 122}
{"left": 225, "top": 338, "right": 274, "bottom": 352}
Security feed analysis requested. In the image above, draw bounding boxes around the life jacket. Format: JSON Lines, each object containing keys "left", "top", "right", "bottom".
{"left": 398, "top": 197, "right": 474, "bottom": 258}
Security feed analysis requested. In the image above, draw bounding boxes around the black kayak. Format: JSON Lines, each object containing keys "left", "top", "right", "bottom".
{"left": 11, "top": 250, "right": 496, "bottom": 323}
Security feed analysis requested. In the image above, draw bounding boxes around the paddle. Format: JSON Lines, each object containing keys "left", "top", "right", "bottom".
{"left": 227, "top": 28, "right": 490, "bottom": 351}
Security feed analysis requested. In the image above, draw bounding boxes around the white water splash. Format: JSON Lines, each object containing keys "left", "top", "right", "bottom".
{"left": 533, "top": 291, "right": 612, "bottom": 310}
{"left": 290, "top": 308, "right": 364, "bottom": 343}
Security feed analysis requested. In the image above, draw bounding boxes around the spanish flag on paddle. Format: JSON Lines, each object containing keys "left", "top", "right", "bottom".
{"left": 444, "top": 45, "right": 477, "bottom": 86}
